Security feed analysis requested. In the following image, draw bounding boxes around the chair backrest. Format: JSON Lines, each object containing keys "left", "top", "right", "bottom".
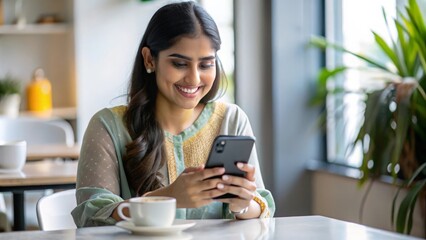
{"left": 36, "top": 189, "right": 77, "bottom": 231}
{"left": 0, "top": 117, "right": 74, "bottom": 146}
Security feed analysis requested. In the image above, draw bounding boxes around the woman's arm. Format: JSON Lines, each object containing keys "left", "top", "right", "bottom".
{"left": 72, "top": 111, "right": 124, "bottom": 227}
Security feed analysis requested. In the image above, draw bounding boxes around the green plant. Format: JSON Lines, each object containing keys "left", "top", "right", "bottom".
{"left": 309, "top": 0, "right": 426, "bottom": 236}
{"left": 0, "top": 75, "right": 21, "bottom": 98}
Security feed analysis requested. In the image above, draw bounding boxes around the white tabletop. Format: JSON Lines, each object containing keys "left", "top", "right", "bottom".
{"left": 0, "top": 216, "right": 422, "bottom": 240}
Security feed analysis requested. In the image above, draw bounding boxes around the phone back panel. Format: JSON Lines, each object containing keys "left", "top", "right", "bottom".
{"left": 205, "top": 135, "right": 255, "bottom": 178}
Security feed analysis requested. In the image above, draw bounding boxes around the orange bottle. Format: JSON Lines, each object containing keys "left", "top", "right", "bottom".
{"left": 27, "top": 68, "right": 52, "bottom": 112}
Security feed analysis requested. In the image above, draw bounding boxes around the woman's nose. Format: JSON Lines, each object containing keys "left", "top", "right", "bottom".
{"left": 185, "top": 66, "right": 201, "bottom": 85}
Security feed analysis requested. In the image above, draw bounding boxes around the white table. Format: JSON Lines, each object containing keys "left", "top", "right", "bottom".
{"left": 0, "top": 160, "right": 78, "bottom": 231}
{"left": 0, "top": 216, "right": 422, "bottom": 239}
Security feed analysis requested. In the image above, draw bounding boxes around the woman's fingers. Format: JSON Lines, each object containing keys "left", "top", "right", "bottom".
{"left": 237, "top": 162, "right": 256, "bottom": 181}
{"left": 221, "top": 174, "right": 257, "bottom": 192}
{"left": 200, "top": 187, "right": 230, "bottom": 200}
{"left": 173, "top": 164, "right": 257, "bottom": 209}
{"left": 193, "top": 167, "right": 225, "bottom": 181}
{"left": 183, "top": 165, "right": 205, "bottom": 173}
{"left": 199, "top": 177, "right": 223, "bottom": 190}
{"left": 217, "top": 195, "right": 253, "bottom": 206}
{"left": 216, "top": 181, "right": 255, "bottom": 200}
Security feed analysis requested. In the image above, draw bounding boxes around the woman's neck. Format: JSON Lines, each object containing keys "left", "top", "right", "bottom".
{"left": 155, "top": 100, "right": 204, "bottom": 135}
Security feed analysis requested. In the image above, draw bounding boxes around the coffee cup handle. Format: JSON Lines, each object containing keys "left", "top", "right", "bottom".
{"left": 117, "top": 202, "right": 132, "bottom": 221}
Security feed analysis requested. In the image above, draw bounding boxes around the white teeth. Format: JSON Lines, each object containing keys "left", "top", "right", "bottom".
{"left": 177, "top": 86, "right": 198, "bottom": 94}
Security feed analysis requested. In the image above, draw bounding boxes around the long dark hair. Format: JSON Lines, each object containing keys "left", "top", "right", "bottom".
{"left": 124, "top": 1, "right": 225, "bottom": 196}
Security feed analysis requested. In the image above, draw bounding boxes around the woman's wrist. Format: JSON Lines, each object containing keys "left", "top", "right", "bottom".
{"left": 230, "top": 206, "right": 249, "bottom": 215}
{"left": 231, "top": 199, "right": 261, "bottom": 219}
{"left": 112, "top": 201, "right": 129, "bottom": 221}
{"left": 143, "top": 187, "right": 168, "bottom": 197}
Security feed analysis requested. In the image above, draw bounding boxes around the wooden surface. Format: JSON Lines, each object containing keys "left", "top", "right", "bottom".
{"left": 19, "top": 107, "right": 77, "bottom": 120}
{"left": 0, "top": 160, "right": 77, "bottom": 187}
{"left": 26, "top": 144, "right": 80, "bottom": 161}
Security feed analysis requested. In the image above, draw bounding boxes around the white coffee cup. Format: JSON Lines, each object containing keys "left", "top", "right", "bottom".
{"left": 0, "top": 140, "right": 27, "bottom": 171}
{"left": 117, "top": 196, "right": 176, "bottom": 227}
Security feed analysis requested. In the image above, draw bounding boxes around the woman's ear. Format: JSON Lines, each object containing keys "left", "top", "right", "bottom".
{"left": 141, "top": 47, "right": 155, "bottom": 72}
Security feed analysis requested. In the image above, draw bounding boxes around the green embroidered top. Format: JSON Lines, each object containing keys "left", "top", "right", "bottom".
{"left": 71, "top": 102, "right": 275, "bottom": 227}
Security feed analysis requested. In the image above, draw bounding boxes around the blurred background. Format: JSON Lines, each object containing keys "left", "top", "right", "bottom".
{"left": 0, "top": 0, "right": 424, "bottom": 237}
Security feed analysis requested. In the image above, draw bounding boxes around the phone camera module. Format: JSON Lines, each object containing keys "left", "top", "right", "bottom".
{"left": 215, "top": 141, "right": 226, "bottom": 153}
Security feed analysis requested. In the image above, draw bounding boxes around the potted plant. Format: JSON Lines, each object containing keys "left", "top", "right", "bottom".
{"left": 0, "top": 74, "right": 21, "bottom": 117}
{"left": 309, "top": 0, "right": 426, "bottom": 236}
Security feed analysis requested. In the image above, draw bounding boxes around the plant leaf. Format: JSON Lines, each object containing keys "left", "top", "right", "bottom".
{"left": 395, "top": 179, "right": 426, "bottom": 234}
{"left": 392, "top": 162, "right": 426, "bottom": 234}
{"left": 373, "top": 32, "right": 403, "bottom": 75}
{"left": 390, "top": 87, "right": 414, "bottom": 179}
{"left": 309, "top": 36, "right": 391, "bottom": 72}
{"left": 309, "top": 67, "right": 347, "bottom": 107}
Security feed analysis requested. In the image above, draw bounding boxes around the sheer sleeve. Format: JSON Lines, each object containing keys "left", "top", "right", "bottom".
{"left": 76, "top": 115, "right": 120, "bottom": 193}
{"left": 72, "top": 112, "right": 123, "bottom": 227}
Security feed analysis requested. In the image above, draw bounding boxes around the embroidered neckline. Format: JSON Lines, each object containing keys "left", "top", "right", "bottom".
{"left": 164, "top": 102, "right": 216, "bottom": 142}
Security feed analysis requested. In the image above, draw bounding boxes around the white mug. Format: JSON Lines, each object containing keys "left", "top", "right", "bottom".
{"left": 0, "top": 140, "right": 27, "bottom": 171}
{"left": 117, "top": 196, "right": 176, "bottom": 227}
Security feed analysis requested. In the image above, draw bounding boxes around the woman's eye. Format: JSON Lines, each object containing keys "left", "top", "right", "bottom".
{"left": 200, "top": 62, "right": 215, "bottom": 70}
{"left": 172, "top": 61, "right": 187, "bottom": 68}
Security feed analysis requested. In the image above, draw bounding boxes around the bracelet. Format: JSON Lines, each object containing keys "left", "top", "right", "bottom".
{"left": 230, "top": 206, "right": 249, "bottom": 215}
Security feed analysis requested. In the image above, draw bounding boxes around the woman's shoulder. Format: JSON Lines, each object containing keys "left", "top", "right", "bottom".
{"left": 211, "top": 101, "right": 252, "bottom": 135}
{"left": 88, "top": 105, "right": 127, "bottom": 126}
{"left": 92, "top": 105, "right": 127, "bottom": 118}
{"left": 87, "top": 105, "right": 129, "bottom": 139}
{"left": 214, "top": 101, "right": 248, "bottom": 119}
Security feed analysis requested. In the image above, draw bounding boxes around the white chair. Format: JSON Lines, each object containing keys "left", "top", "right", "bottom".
{"left": 36, "top": 189, "right": 77, "bottom": 231}
{"left": 0, "top": 117, "right": 75, "bottom": 230}
{"left": 0, "top": 117, "right": 74, "bottom": 146}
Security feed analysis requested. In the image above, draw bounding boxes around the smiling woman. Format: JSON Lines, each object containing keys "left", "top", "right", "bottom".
{"left": 142, "top": 35, "right": 217, "bottom": 117}
{"left": 71, "top": 1, "right": 275, "bottom": 228}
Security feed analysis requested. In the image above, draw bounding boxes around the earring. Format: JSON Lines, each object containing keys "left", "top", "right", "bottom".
{"left": 146, "top": 68, "right": 152, "bottom": 74}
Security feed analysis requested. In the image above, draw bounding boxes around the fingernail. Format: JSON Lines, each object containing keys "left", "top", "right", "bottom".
{"left": 217, "top": 183, "right": 224, "bottom": 189}
{"left": 237, "top": 162, "right": 244, "bottom": 168}
{"left": 222, "top": 175, "right": 229, "bottom": 181}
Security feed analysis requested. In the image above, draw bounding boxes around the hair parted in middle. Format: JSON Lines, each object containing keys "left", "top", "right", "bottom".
{"left": 124, "top": 1, "right": 227, "bottom": 196}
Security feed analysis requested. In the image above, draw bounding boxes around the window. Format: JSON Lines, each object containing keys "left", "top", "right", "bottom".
{"left": 200, "top": 0, "right": 235, "bottom": 103}
{"left": 325, "top": 0, "right": 397, "bottom": 167}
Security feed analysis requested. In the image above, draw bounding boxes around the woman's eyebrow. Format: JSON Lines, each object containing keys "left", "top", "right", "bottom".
{"left": 168, "top": 53, "right": 216, "bottom": 61}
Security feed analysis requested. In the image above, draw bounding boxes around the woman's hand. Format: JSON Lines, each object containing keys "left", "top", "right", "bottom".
{"left": 148, "top": 165, "right": 226, "bottom": 208}
{"left": 216, "top": 162, "right": 261, "bottom": 219}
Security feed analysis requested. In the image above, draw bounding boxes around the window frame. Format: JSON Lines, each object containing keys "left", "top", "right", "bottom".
{"left": 323, "top": 0, "right": 402, "bottom": 167}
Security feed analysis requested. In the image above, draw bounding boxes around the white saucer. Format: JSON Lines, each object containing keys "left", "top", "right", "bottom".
{"left": 0, "top": 168, "right": 23, "bottom": 174}
{"left": 116, "top": 220, "right": 196, "bottom": 235}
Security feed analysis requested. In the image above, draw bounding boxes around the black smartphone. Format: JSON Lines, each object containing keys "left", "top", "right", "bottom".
{"left": 205, "top": 135, "right": 255, "bottom": 199}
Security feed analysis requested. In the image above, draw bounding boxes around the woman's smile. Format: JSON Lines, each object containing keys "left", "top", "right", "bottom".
{"left": 154, "top": 34, "right": 216, "bottom": 110}
{"left": 175, "top": 85, "right": 203, "bottom": 97}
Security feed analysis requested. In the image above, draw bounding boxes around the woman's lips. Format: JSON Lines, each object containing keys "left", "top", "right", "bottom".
{"left": 175, "top": 85, "right": 201, "bottom": 97}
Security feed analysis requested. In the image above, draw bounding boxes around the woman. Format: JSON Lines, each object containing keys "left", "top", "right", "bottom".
{"left": 72, "top": 1, "right": 275, "bottom": 227}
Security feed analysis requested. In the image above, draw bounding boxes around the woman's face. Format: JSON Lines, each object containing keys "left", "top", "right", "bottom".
{"left": 154, "top": 34, "right": 217, "bottom": 110}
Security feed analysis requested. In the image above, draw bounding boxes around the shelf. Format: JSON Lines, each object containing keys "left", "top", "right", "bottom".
{"left": 0, "top": 24, "right": 69, "bottom": 35}
{"left": 20, "top": 107, "right": 77, "bottom": 120}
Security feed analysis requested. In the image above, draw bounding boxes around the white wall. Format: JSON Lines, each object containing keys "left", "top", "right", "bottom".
{"left": 270, "top": 0, "right": 323, "bottom": 216}
{"left": 234, "top": 0, "right": 273, "bottom": 190}
{"left": 74, "top": 0, "right": 169, "bottom": 141}
{"left": 235, "top": 0, "right": 324, "bottom": 217}
{"left": 312, "top": 171, "right": 424, "bottom": 238}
